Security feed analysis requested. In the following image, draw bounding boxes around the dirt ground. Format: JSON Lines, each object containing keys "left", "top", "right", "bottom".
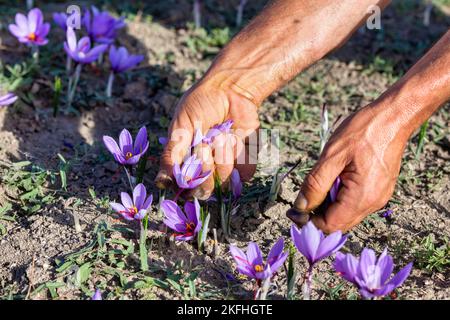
{"left": 0, "top": 1, "right": 449, "bottom": 300}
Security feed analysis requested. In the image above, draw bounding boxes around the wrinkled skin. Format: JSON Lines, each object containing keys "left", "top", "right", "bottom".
{"left": 156, "top": 0, "right": 450, "bottom": 233}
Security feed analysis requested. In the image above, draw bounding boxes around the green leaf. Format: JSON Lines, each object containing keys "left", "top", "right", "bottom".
{"left": 75, "top": 263, "right": 91, "bottom": 287}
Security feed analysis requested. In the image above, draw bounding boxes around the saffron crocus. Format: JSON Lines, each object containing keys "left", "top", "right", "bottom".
{"left": 161, "top": 198, "right": 202, "bottom": 241}
{"left": 103, "top": 127, "right": 149, "bottom": 165}
{"left": 64, "top": 27, "right": 108, "bottom": 64}
{"left": 173, "top": 154, "right": 211, "bottom": 190}
{"left": 230, "top": 168, "right": 242, "bottom": 199}
{"left": 381, "top": 209, "right": 393, "bottom": 218}
{"left": 84, "top": 6, "right": 125, "bottom": 44}
{"left": 334, "top": 248, "right": 413, "bottom": 299}
{"left": 291, "top": 221, "right": 347, "bottom": 266}
{"left": 0, "top": 93, "right": 18, "bottom": 107}
{"left": 53, "top": 12, "right": 79, "bottom": 30}
{"left": 192, "top": 120, "right": 234, "bottom": 147}
{"left": 91, "top": 289, "right": 102, "bottom": 300}
{"left": 9, "top": 8, "right": 50, "bottom": 46}
{"left": 53, "top": 12, "right": 68, "bottom": 30}
{"left": 106, "top": 46, "right": 144, "bottom": 97}
{"left": 291, "top": 221, "right": 347, "bottom": 300}
{"left": 230, "top": 238, "right": 288, "bottom": 281}
{"left": 110, "top": 183, "right": 153, "bottom": 221}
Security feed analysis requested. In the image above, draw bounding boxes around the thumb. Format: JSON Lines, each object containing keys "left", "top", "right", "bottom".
{"left": 155, "top": 111, "right": 194, "bottom": 189}
{"left": 294, "top": 152, "right": 346, "bottom": 213}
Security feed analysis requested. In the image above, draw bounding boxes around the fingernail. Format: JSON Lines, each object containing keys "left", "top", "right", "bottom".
{"left": 295, "top": 192, "right": 308, "bottom": 212}
{"left": 286, "top": 208, "right": 310, "bottom": 226}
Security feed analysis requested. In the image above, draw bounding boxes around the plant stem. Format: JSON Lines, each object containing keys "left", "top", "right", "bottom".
{"left": 258, "top": 277, "right": 271, "bottom": 300}
{"left": 302, "top": 265, "right": 313, "bottom": 300}
{"left": 31, "top": 45, "right": 39, "bottom": 64}
{"left": 139, "top": 220, "right": 149, "bottom": 272}
{"left": 236, "top": 0, "right": 248, "bottom": 27}
{"left": 106, "top": 72, "right": 114, "bottom": 98}
{"left": 66, "top": 56, "right": 72, "bottom": 74}
{"left": 67, "top": 63, "right": 81, "bottom": 110}
{"left": 123, "top": 166, "right": 135, "bottom": 192}
{"left": 158, "top": 189, "right": 166, "bottom": 218}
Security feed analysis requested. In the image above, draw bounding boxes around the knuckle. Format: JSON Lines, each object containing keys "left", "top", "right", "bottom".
{"left": 304, "top": 173, "right": 325, "bottom": 194}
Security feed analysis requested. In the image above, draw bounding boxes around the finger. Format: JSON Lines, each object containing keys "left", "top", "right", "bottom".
{"left": 184, "top": 143, "right": 215, "bottom": 200}
{"left": 213, "top": 133, "right": 237, "bottom": 188}
{"left": 310, "top": 180, "right": 364, "bottom": 233}
{"left": 234, "top": 130, "right": 258, "bottom": 182}
{"left": 156, "top": 108, "right": 194, "bottom": 189}
{"left": 294, "top": 148, "right": 347, "bottom": 213}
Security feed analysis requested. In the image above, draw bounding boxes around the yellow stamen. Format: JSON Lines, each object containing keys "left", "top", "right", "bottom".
{"left": 186, "top": 222, "right": 195, "bottom": 232}
{"left": 254, "top": 265, "right": 264, "bottom": 272}
{"left": 28, "top": 32, "right": 36, "bottom": 41}
{"left": 125, "top": 152, "right": 133, "bottom": 160}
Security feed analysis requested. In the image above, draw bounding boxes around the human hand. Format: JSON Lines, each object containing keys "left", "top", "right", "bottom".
{"left": 155, "top": 80, "right": 260, "bottom": 200}
{"left": 287, "top": 104, "right": 409, "bottom": 233}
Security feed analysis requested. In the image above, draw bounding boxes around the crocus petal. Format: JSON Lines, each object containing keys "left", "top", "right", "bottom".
{"left": 315, "top": 231, "right": 346, "bottom": 261}
{"left": 0, "top": 93, "right": 18, "bottom": 106}
{"left": 133, "top": 183, "right": 146, "bottom": 210}
{"left": 92, "top": 289, "right": 102, "bottom": 300}
{"left": 358, "top": 248, "right": 377, "bottom": 282}
{"left": 66, "top": 27, "right": 77, "bottom": 51}
{"left": 9, "top": 24, "right": 27, "bottom": 38}
{"left": 161, "top": 200, "right": 187, "bottom": 225}
{"left": 142, "top": 194, "right": 153, "bottom": 211}
{"left": 291, "top": 224, "right": 312, "bottom": 263}
{"left": 192, "top": 129, "right": 204, "bottom": 147}
{"left": 159, "top": 137, "right": 168, "bottom": 146}
{"left": 103, "top": 136, "right": 122, "bottom": 157}
{"left": 377, "top": 248, "right": 394, "bottom": 284}
{"left": 15, "top": 13, "right": 29, "bottom": 34}
{"left": 119, "top": 129, "right": 133, "bottom": 154}
{"left": 28, "top": 8, "right": 43, "bottom": 33}
{"left": 134, "top": 209, "right": 147, "bottom": 220}
{"left": 267, "top": 237, "right": 284, "bottom": 264}
{"left": 110, "top": 202, "right": 126, "bottom": 214}
{"left": 230, "top": 245, "right": 250, "bottom": 269}
{"left": 124, "top": 154, "right": 142, "bottom": 165}
{"left": 301, "top": 221, "right": 321, "bottom": 264}
{"left": 133, "top": 127, "right": 148, "bottom": 155}
{"left": 120, "top": 192, "right": 133, "bottom": 209}
{"left": 246, "top": 242, "right": 263, "bottom": 267}
{"left": 388, "top": 262, "right": 413, "bottom": 288}
{"left": 268, "top": 251, "right": 288, "bottom": 275}
{"left": 187, "top": 170, "right": 212, "bottom": 189}
{"left": 230, "top": 168, "right": 242, "bottom": 199}
{"left": 37, "top": 22, "right": 50, "bottom": 39}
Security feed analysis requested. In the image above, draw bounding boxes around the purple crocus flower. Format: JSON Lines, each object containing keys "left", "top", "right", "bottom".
{"left": 0, "top": 93, "right": 18, "bottom": 107}
{"left": 64, "top": 27, "right": 108, "bottom": 64}
{"left": 110, "top": 183, "right": 153, "bottom": 221}
{"left": 84, "top": 6, "right": 125, "bottom": 44}
{"left": 53, "top": 12, "right": 68, "bottom": 30}
{"left": 381, "top": 209, "right": 393, "bottom": 218}
{"left": 229, "top": 238, "right": 288, "bottom": 281}
{"left": 158, "top": 137, "right": 168, "bottom": 147}
{"left": 109, "top": 46, "right": 144, "bottom": 73}
{"left": 9, "top": 8, "right": 50, "bottom": 46}
{"left": 91, "top": 289, "right": 102, "bottom": 300}
{"left": 334, "top": 248, "right": 413, "bottom": 299}
{"left": 161, "top": 198, "right": 202, "bottom": 241}
{"left": 291, "top": 221, "right": 347, "bottom": 266}
{"left": 173, "top": 154, "right": 211, "bottom": 190}
{"left": 192, "top": 120, "right": 234, "bottom": 147}
{"left": 103, "top": 127, "right": 149, "bottom": 165}
{"left": 53, "top": 12, "right": 78, "bottom": 30}
{"left": 230, "top": 168, "right": 242, "bottom": 199}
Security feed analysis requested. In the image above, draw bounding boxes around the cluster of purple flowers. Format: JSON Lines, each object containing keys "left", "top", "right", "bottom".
{"left": 230, "top": 220, "right": 412, "bottom": 300}
{"left": 8, "top": 6, "right": 144, "bottom": 102}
